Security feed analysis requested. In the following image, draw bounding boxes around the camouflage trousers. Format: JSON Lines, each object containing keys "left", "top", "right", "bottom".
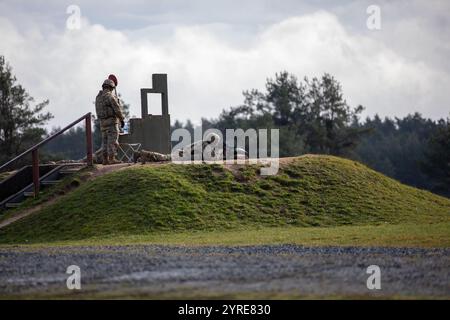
{"left": 101, "top": 124, "right": 119, "bottom": 157}
{"left": 133, "top": 149, "right": 171, "bottom": 164}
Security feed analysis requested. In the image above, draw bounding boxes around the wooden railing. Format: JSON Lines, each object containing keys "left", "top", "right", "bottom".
{"left": 0, "top": 113, "right": 93, "bottom": 197}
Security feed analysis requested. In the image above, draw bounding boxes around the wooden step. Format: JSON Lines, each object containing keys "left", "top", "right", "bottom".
{"left": 24, "top": 191, "right": 35, "bottom": 197}
{"left": 41, "top": 180, "right": 61, "bottom": 186}
{"left": 59, "top": 167, "right": 84, "bottom": 174}
{"left": 5, "top": 202, "right": 20, "bottom": 208}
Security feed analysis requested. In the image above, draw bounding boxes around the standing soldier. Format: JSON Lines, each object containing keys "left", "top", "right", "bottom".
{"left": 95, "top": 75, "right": 125, "bottom": 165}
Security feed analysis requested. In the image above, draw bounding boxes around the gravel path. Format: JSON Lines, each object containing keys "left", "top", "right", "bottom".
{"left": 0, "top": 245, "right": 449, "bottom": 298}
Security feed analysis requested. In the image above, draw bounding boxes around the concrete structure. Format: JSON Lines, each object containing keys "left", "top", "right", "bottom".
{"left": 119, "top": 74, "right": 171, "bottom": 154}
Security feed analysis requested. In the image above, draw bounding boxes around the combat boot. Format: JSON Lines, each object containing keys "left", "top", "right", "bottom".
{"left": 102, "top": 152, "right": 109, "bottom": 165}
{"left": 108, "top": 155, "right": 122, "bottom": 164}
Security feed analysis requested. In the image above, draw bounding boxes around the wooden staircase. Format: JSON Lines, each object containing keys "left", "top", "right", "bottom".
{"left": 1, "top": 163, "right": 86, "bottom": 210}
{"left": 0, "top": 113, "right": 94, "bottom": 212}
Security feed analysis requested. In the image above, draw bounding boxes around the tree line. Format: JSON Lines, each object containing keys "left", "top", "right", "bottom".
{"left": 1, "top": 56, "right": 448, "bottom": 197}
{"left": 176, "top": 71, "right": 450, "bottom": 197}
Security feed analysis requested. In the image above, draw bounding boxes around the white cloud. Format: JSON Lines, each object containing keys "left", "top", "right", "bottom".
{"left": 0, "top": 9, "right": 449, "bottom": 131}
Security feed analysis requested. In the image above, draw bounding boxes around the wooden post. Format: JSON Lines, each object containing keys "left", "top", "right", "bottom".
{"left": 32, "top": 149, "right": 39, "bottom": 197}
{"left": 86, "top": 113, "right": 93, "bottom": 166}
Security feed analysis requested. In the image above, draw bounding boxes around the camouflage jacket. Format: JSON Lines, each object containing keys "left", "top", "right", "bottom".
{"left": 95, "top": 89, "right": 124, "bottom": 127}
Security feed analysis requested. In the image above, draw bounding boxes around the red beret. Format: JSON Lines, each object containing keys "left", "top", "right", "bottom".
{"left": 108, "top": 74, "right": 118, "bottom": 87}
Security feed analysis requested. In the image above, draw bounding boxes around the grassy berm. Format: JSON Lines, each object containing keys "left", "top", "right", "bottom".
{"left": 0, "top": 155, "right": 449, "bottom": 244}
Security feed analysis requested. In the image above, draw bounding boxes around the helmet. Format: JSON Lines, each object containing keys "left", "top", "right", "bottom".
{"left": 102, "top": 79, "right": 115, "bottom": 89}
{"left": 108, "top": 74, "right": 118, "bottom": 87}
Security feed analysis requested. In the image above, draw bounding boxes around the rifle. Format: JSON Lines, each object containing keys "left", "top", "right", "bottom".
{"left": 113, "top": 88, "right": 125, "bottom": 132}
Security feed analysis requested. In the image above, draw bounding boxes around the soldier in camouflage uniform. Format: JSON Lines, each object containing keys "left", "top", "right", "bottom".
{"left": 95, "top": 78, "right": 125, "bottom": 165}
{"left": 133, "top": 149, "right": 171, "bottom": 164}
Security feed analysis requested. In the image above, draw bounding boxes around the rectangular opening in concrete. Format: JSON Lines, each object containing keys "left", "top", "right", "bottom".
{"left": 147, "top": 93, "right": 162, "bottom": 115}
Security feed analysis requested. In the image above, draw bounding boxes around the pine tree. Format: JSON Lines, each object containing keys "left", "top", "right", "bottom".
{"left": 0, "top": 55, "right": 53, "bottom": 165}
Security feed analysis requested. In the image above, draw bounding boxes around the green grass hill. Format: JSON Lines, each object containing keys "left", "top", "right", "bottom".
{"left": 0, "top": 155, "right": 449, "bottom": 244}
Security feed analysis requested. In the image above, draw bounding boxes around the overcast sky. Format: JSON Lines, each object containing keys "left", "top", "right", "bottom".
{"left": 1, "top": 0, "right": 449, "bottom": 128}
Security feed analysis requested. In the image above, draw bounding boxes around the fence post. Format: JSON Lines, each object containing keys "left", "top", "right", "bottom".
{"left": 32, "top": 149, "right": 39, "bottom": 196}
{"left": 86, "top": 113, "right": 93, "bottom": 166}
